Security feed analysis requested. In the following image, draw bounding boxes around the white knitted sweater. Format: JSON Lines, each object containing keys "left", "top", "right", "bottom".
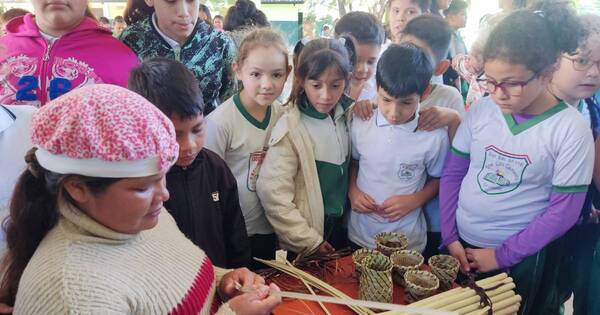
{"left": 14, "top": 200, "right": 236, "bottom": 315}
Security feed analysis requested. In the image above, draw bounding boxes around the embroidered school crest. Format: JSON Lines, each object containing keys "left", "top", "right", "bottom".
{"left": 397, "top": 163, "right": 419, "bottom": 181}
{"left": 477, "top": 145, "right": 531, "bottom": 195}
{"left": 247, "top": 151, "right": 266, "bottom": 192}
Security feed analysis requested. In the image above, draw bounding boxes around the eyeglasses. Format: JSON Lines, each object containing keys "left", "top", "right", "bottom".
{"left": 476, "top": 73, "right": 538, "bottom": 97}
{"left": 563, "top": 55, "right": 600, "bottom": 72}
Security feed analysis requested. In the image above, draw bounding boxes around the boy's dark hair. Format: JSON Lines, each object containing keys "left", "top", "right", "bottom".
{"left": 128, "top": 57, "right": 204, "bottom": 119}
{"left": 387, "top": 0, "right": 431, "bottom": 12}
{"left": 99, "top": 16, "right": 110, "bottom": 25}
{"left": 334, "top": 11, "right": 385, "bottom": 45}
{"left": 289, "top": 38, "right": 355, "bottom": 106}
{"left": 224, "top": 0, "right": 269, "bottom": 32}
{"left": 484, "top": 0, "right": 585, "bottom": 74}
{"left": 0, "top": 8, "right": 29, "bottom": 24}
{"left": 403, "top": 14, "right": 452, "bottom": 64}
{"left": 444, "top": 0, "right": 469, "bottom": 16}
{"left": 376, "top": 43, "right": 434, "bottom": 98}
{"left": 113, "top": 15, "right": 125, "bottom": 23}
{"left": 214, "top": 15, "right": 224, "bottom": 20}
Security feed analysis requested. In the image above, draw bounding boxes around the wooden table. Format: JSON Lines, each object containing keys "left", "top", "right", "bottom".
{"left": 272, "top": 255, "right": 413, "bottom": 315}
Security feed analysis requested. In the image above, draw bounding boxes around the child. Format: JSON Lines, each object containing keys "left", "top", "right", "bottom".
{"left": 348, "top": 43, "right": 449, "bottom": 252}
{"left": 334, "top": 11, "right": 385, "bottom": 103}
{"left": 386, "top": 0, "right": 430, "bottom": 44}
{"left": 429, "top": 0, "right": 452, "bottom": 17}
{"left": 112, "top": 15, "right": 126, "bottom": 37}
{"left": 204, "top": 28, "right": 291, "bottom": 269}
{"left": 0, "top": 2, "right": 139, "bottom": 107}
{"left": 128, "top": 57, "right": 251, "bottom": 269}
{"left": 213, "top": 15, "right": 224, "bottom": 31}
{"left": 443, "top": 0, "right": 469, "bottom": 90}
{"left": 256, "top": 38, "right": 355, "bottom": 256}
{"left": 550, "top": 13, "right": 600, "bottom": 315}
{"left": 440, "top": 3, "right": 593, "bottom": 314}
{"left": 120, "top": 0, "right": 235, "bottom": 115}
{"left": 0, "top": 84, "right": 280, "bottom": 313}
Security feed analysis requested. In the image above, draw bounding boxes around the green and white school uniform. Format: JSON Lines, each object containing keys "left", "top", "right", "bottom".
{"left": 298, "top": 97, "right": 351, "bottom": 218}
{"left": 452, "top": 97, "right": 593, "bottom": 248}
{"left": 205, "top": 93, "right": 277, "bottom": 236}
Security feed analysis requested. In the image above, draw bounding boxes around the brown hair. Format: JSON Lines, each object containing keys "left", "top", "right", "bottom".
{"left": 288, "top": 38, "right": 354, "bottom": 106}
{"left": 0, "top": 149, "right": 120, "bottom": 306}
{"left": 236, "top": 27, "right": 289, "bottom": 68}
{"left": 123, "top": 0, "right": 154, "bottom": 25}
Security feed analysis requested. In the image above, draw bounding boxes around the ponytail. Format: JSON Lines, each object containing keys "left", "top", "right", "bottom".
{"left": 483, "top": 0, "right": 586, "bottom": 73}
{"left": 0, "top": 148, "right": 62, "bottom": 306}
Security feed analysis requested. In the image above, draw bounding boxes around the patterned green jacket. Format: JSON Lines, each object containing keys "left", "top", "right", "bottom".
{"left": 120, "top": 17, "right": 236, "bottom": 114}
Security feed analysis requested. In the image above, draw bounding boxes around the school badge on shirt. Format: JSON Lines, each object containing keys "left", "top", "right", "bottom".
{"left": 477, "top": 145, "right": 531, "bottom": 195}
{"left": 247, "top": 151, "right": 266, "bottom": 192}
{"left": 397, "top": 163, "right": 419, "bottom": 181}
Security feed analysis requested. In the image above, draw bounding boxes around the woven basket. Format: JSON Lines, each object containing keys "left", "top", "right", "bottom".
{"left": 428, "top": 254, "right": 460, "bottom": 291}
{"left": 390, "top": 250, "right": 424, "bottom": 287}
{"left": 374, "top": 232, "right": 408, "bottom": 256}
{"left": 352, "top": 248, "right": 382, "bottom": 276}
{"left": 404, "top": 270, "right": 439, "bottom": 303}
{"left": 359, "top": 254, "right": 394, "bottom": 303}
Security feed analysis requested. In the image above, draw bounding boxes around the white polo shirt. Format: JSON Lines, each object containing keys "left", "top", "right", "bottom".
{"left": 205, "top": 94, "right": 276, "bottom": 236}
{"left": 453, "top": 97, "right": 594, "bottom": 248}
{"left": 349, "top": 109, "right": 449, "bottom": 252}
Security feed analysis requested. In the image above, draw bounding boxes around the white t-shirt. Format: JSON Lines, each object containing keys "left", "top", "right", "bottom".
{"left": 452, "top": 96, "right": 594, "bottom": 248}
{"left": 357, "top": 79, "right": 377, "bottom": 103}
{"left": 421, "top": 83, "right": 466, "bottom": 232}
{"left": 349, "top": 109, "right": 449, "bottom": 252}
{"left": 205, "top": 94, "right": 276, "bottom": 236}
{"left": 0, "top": 105, "right": 36, "bottom": 254}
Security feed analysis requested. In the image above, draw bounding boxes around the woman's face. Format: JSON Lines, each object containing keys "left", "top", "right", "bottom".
{"left": 31, "top": 0, "right": 88, "bottom": 36}
{"left": 66, "top": 171, "right": 170, "bottom": 234}
{"left": 145, "top": 0, "right": 200, "bottom": 44}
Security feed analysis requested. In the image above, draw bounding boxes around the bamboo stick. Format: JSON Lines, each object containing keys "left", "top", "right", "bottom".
{"left": 453, "top": 291, "right": 516, "bottom": 314}
{"left": 409, "top": 274, "right": 508, "bottom": 307}
{"left": 464, "top": 306, "right": 490, "bottom": 315}
{"left": 491, "top": 295, "right": 521, "bottom": 312}
{"left": 422, "top": 282, "right": 515, "bottom": 309}
{"left": 494, "top": 303, "right": 520, "bottom": 315}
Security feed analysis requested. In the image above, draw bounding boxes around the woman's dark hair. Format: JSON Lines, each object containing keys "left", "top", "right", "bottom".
{"left": 199, "top": 4, "right": 212, "bottom": 26}
{"left": 376, "top": 43, "right": 434, "bottom": 98}
{"left": 334, "top": 11, "right": 385, "bottom": 45}
{"left": 483, "top": 0, "right": 586, "bottom": 74}
{"left": 224, "top": 0, "right": 269, "bottom": 32}
{"left": 0, "top": 149, "right": 120, "bottom": 306}
{"left": 123, "top": 0, "right": 154, "bottom": 25}
{"left": 128, "top": 57, "right": 204, "bottom": 119}
{"left": 289, "top": 38, "right": 354, "bottom": 106}
{"left": 444, "top": 0, "right": 469, "bottom": 16}
{"left": 387, "top": 0, "right": 431, "bottom": 12}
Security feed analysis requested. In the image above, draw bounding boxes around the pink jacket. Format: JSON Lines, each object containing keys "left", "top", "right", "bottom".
{"left": 0, "top": 14, "right": 139, "bottom": 107}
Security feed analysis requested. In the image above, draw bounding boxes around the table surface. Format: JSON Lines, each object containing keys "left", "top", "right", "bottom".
{"left": 271, "top": 255, "right": 415, "bottom": 315}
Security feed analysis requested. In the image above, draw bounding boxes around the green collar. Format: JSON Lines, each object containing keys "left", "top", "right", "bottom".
{"left": 233, "top": 93, "right": 272, "bottom": 130}
{"left": 503, "top": 101, "right": 568, "bottom": 135}
{"left": 298, "top": 94, "right": 354, "bottom": 120}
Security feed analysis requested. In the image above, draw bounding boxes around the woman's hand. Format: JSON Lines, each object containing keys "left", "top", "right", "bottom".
{"left": 219, "top": 268, "right": 265, "bottom": 300}
{"left": 227, "top": 283, "right": 282, "bottom": 315}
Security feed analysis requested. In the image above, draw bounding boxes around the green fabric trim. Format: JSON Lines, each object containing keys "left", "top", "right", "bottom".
{"left": 552, "top": 185, "right": 589, "bottom": 193}
{"left": 451, "top": 147, "right": 470, "bottom": 159}
{"left": 339, "top": 94, "right": 354, "bottom": 111}
{"left": 299, "top": 95, "right": 328, "bottom": 119}
{"left": 233, "top": 93, "right": 272, "bottom": 130}
{"left": 315, "top": 159, "right": 349, "bottom": 217}
{"left": 503, "top": 102, "right": 568, "bottom": 135}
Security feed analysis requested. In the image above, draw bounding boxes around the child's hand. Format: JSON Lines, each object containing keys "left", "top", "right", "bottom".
{"left": 447, "top": 241, "right": 470, "bottom": 273}
{"left": 418, "top": 106, "right": 460, "bottom": 131}
{"left": 227, "top": 283, "right": 282, "bottom": 315}
{"left": 349, "top": 187, "right": 377, "bottom": 213}
{"left": 352, "top": 100, "right": 377, "bottom": 121}
{"left": 465, "top": 248, "right": 499, "bottom": 273}
{"left": 316, "top": 241, "right": 335, "bottom": 254}
{"left": 379, "top": 194, "right": 419, "bottom": 221}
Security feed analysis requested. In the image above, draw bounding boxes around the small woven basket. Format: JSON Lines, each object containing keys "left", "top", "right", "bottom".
{"left": 375, "top": 232, "right": 408, "bottom": 256}
{"left": 428, "top": 254, "right": 460, "bottom": 291}
{"left": 359, "top": 253, "right": 394, "bottom": 304}
{"left": 404, "top": 270, "right": 439, "bottom": 303}
{"left": 352, "top": 248, "right": 382, "bottom": 275}
{"left": 390, "top": 250, "right": 424, "bottom": 287}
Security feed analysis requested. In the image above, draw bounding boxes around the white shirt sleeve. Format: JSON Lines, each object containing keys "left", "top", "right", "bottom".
{"left": 426, "top": 131, "right": 450, "bottom": 178}
{"left": 551, "top": 126, "right": 594, "bottom": 191}
{"left": 450, "top": 97, "right": 479, "bottom": 156}
{"left": 204, "top": 117, "right": 229, "bottom": 159}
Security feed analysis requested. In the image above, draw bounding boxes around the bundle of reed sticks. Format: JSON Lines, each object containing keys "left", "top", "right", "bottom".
{"left": 378, "top": 273, "right": 521, "bottom": 315}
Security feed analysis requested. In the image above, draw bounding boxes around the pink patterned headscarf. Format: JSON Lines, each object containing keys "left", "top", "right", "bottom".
{"left": 31, "top": 84, "right": 178, "bottom": 178}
